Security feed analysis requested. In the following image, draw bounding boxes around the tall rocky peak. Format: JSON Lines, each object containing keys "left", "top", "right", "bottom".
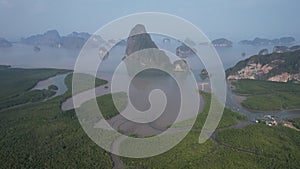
{"left": 125, "top": 24, "right": 158, "bottom": 56}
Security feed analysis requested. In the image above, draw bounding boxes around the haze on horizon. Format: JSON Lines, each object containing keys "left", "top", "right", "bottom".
{"left": 1, "top": 0, "right": 300, "bottom": 41}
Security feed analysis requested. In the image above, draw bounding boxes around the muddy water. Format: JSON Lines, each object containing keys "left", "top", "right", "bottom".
{"left": 62, "top": 71, "right": 204, "bottom": 136}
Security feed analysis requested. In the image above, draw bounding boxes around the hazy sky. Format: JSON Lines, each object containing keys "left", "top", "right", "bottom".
{"left": 1, "top": 0, "right": 300, "bottom": 41}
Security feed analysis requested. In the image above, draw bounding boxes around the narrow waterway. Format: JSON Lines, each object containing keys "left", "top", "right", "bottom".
{"left": 225, "top": 84, "right": 300, "bottom": 121}
{"left": 32, "top": 73, "right": 70, "bottom": 98}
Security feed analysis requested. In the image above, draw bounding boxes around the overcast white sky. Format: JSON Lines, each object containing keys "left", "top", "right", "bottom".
{"left": 1, "top": 0, "right": 300, "bottom": 41}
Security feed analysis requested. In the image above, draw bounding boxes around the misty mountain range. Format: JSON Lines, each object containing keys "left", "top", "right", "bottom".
{"left": 0, "top": 30, "right": 297, "bottom": 50}
{"left": 0, "top": 30, "right": 106, "bottom": 49}
{"left": 239, "top": 37, "right": 295, "bottom": 46}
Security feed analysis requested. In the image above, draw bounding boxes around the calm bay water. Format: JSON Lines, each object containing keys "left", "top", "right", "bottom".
{"left": 0, "top": 40, "right": 276, "bottom": 71}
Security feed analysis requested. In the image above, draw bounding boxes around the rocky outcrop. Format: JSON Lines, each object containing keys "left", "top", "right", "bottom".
{"left": 239, "top": 37, "right": 295, "bottom": 46}
{"left": 176, "top": 44, "right": 196, "bottom": 58}
{"left": 212, "top": 38, "right": 232, "bottom": 47}
{"left": 125, "top": 24, "right": 157, "bottom": 56}
{"left": 258, "top": 49, "right": 269, "bottom": 55}
{"left": 173, "top": 60, "right": 189, "bottom": 72}
{"left": 200, "top": 69, "right": 209, "bottom": 80}
{"left": 267, "top": 72, "right": 300, "bottom": 82}
{"left": 124, "top": 24, "right": 184, "bottom": 76}
{"left": 289, "top": 45, "right": 300, "bottom": 52}
{"left": 273, "top": 46, "right": 289, "bottom": 53}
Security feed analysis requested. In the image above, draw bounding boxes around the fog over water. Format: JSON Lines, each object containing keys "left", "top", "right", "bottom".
{"left": 0, "top": 38, "right": 279, "bottom": 72}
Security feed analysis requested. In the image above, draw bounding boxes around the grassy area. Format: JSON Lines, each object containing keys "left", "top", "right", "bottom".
{"left": 121, "top": 131, "right": 217, "bottom": 168}
{"left": 0, "top": 89, "right": 55, "bottom": 110}
{"left": 233, "top": 79, "right": 300, "bottom": 95}
{"left": 120, "top": 92, "right": 251, "bottom": 168}
{"left": 72, "top": 92, "right": 128, "bottom": 120}
{"left": 0, "top": 68, "right": 112, "bottom": 168}
{"left": 193, "top": 91, "right": 247, "bottom": 129}
{"left": 289, "top": 118, "right": 300, "bottom": 129}
{"left": 0, "top": 66, "right": 71, "bottom": 110}
{"left": 96, "top": 92, "right": 127, "bottom": 119}
{"left": 216, "top": 124, "right": 300, "bottom": 168}
{"left": 233, "top": 79, "right": 300, "bottom": 111}
{"left": 0, "top": 66, "right": 70, "bottom": 102}
{"left": 1, "top": 67, "right": 300, "bottom": 168}
{"left": 64, "top": 73, "right": 108, "bottom": 95}
{"left": 120, "top": 91, "right": 300, "bottom": 168}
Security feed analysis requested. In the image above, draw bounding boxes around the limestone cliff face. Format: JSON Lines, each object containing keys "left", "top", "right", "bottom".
{"left": 125, "top": 24, "right": 157, "bottom": 56}
{"left": 124, "top": 24, "right": 188, "bottom": 76}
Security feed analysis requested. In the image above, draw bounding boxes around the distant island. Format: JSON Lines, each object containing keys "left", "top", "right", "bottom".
{"left": 239, "top": 37, "right": 295, "bottom": 46}
{"left": 0, "top": 37, "right": 12, "bottom": 48}
{"left": 212, "top": 38, "right": 233, "bottom": 47}
{"left": 257, "top": 45, "right": 300, "bottom": 55}
{"left": 176, "top": 44, "right": 196, "bottom": 58}
{"left": 19, "top": 30, "right": 105, "bottom": 49}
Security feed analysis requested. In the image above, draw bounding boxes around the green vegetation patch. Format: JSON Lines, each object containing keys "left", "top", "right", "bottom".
{"left": 0, "top": 68, "right": 112, "bottom": 168}
{"left": 289, "top": 118, "right": 300, "bottom": 129}
{"left": 193, "top": 91, "right": 247, "bottom": 129}
{"left": 121, "top": 131, "right": 216, "bottom": 168}
{"left": 48, "top": 84, "right": 58, "bottom": 91}
{"left": 232, "top": 79, "right": 300, "bottom": 111}
{"left": 217, "top": 124, "right": 300, "bottom": 168}
{"left": 76, "top": 92, "right": 128, "bottom": 120}
{"left": 233, "top": 79, "right": 300, "bottom": 95}
{"left": 0, "top": 89, "right": 55, "bottom": 110}
{"left": 0, "top": 67, "right": 69, "bottom": 102}
{"left": 64, "top": 73, "right": 108, "bottom": 95}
